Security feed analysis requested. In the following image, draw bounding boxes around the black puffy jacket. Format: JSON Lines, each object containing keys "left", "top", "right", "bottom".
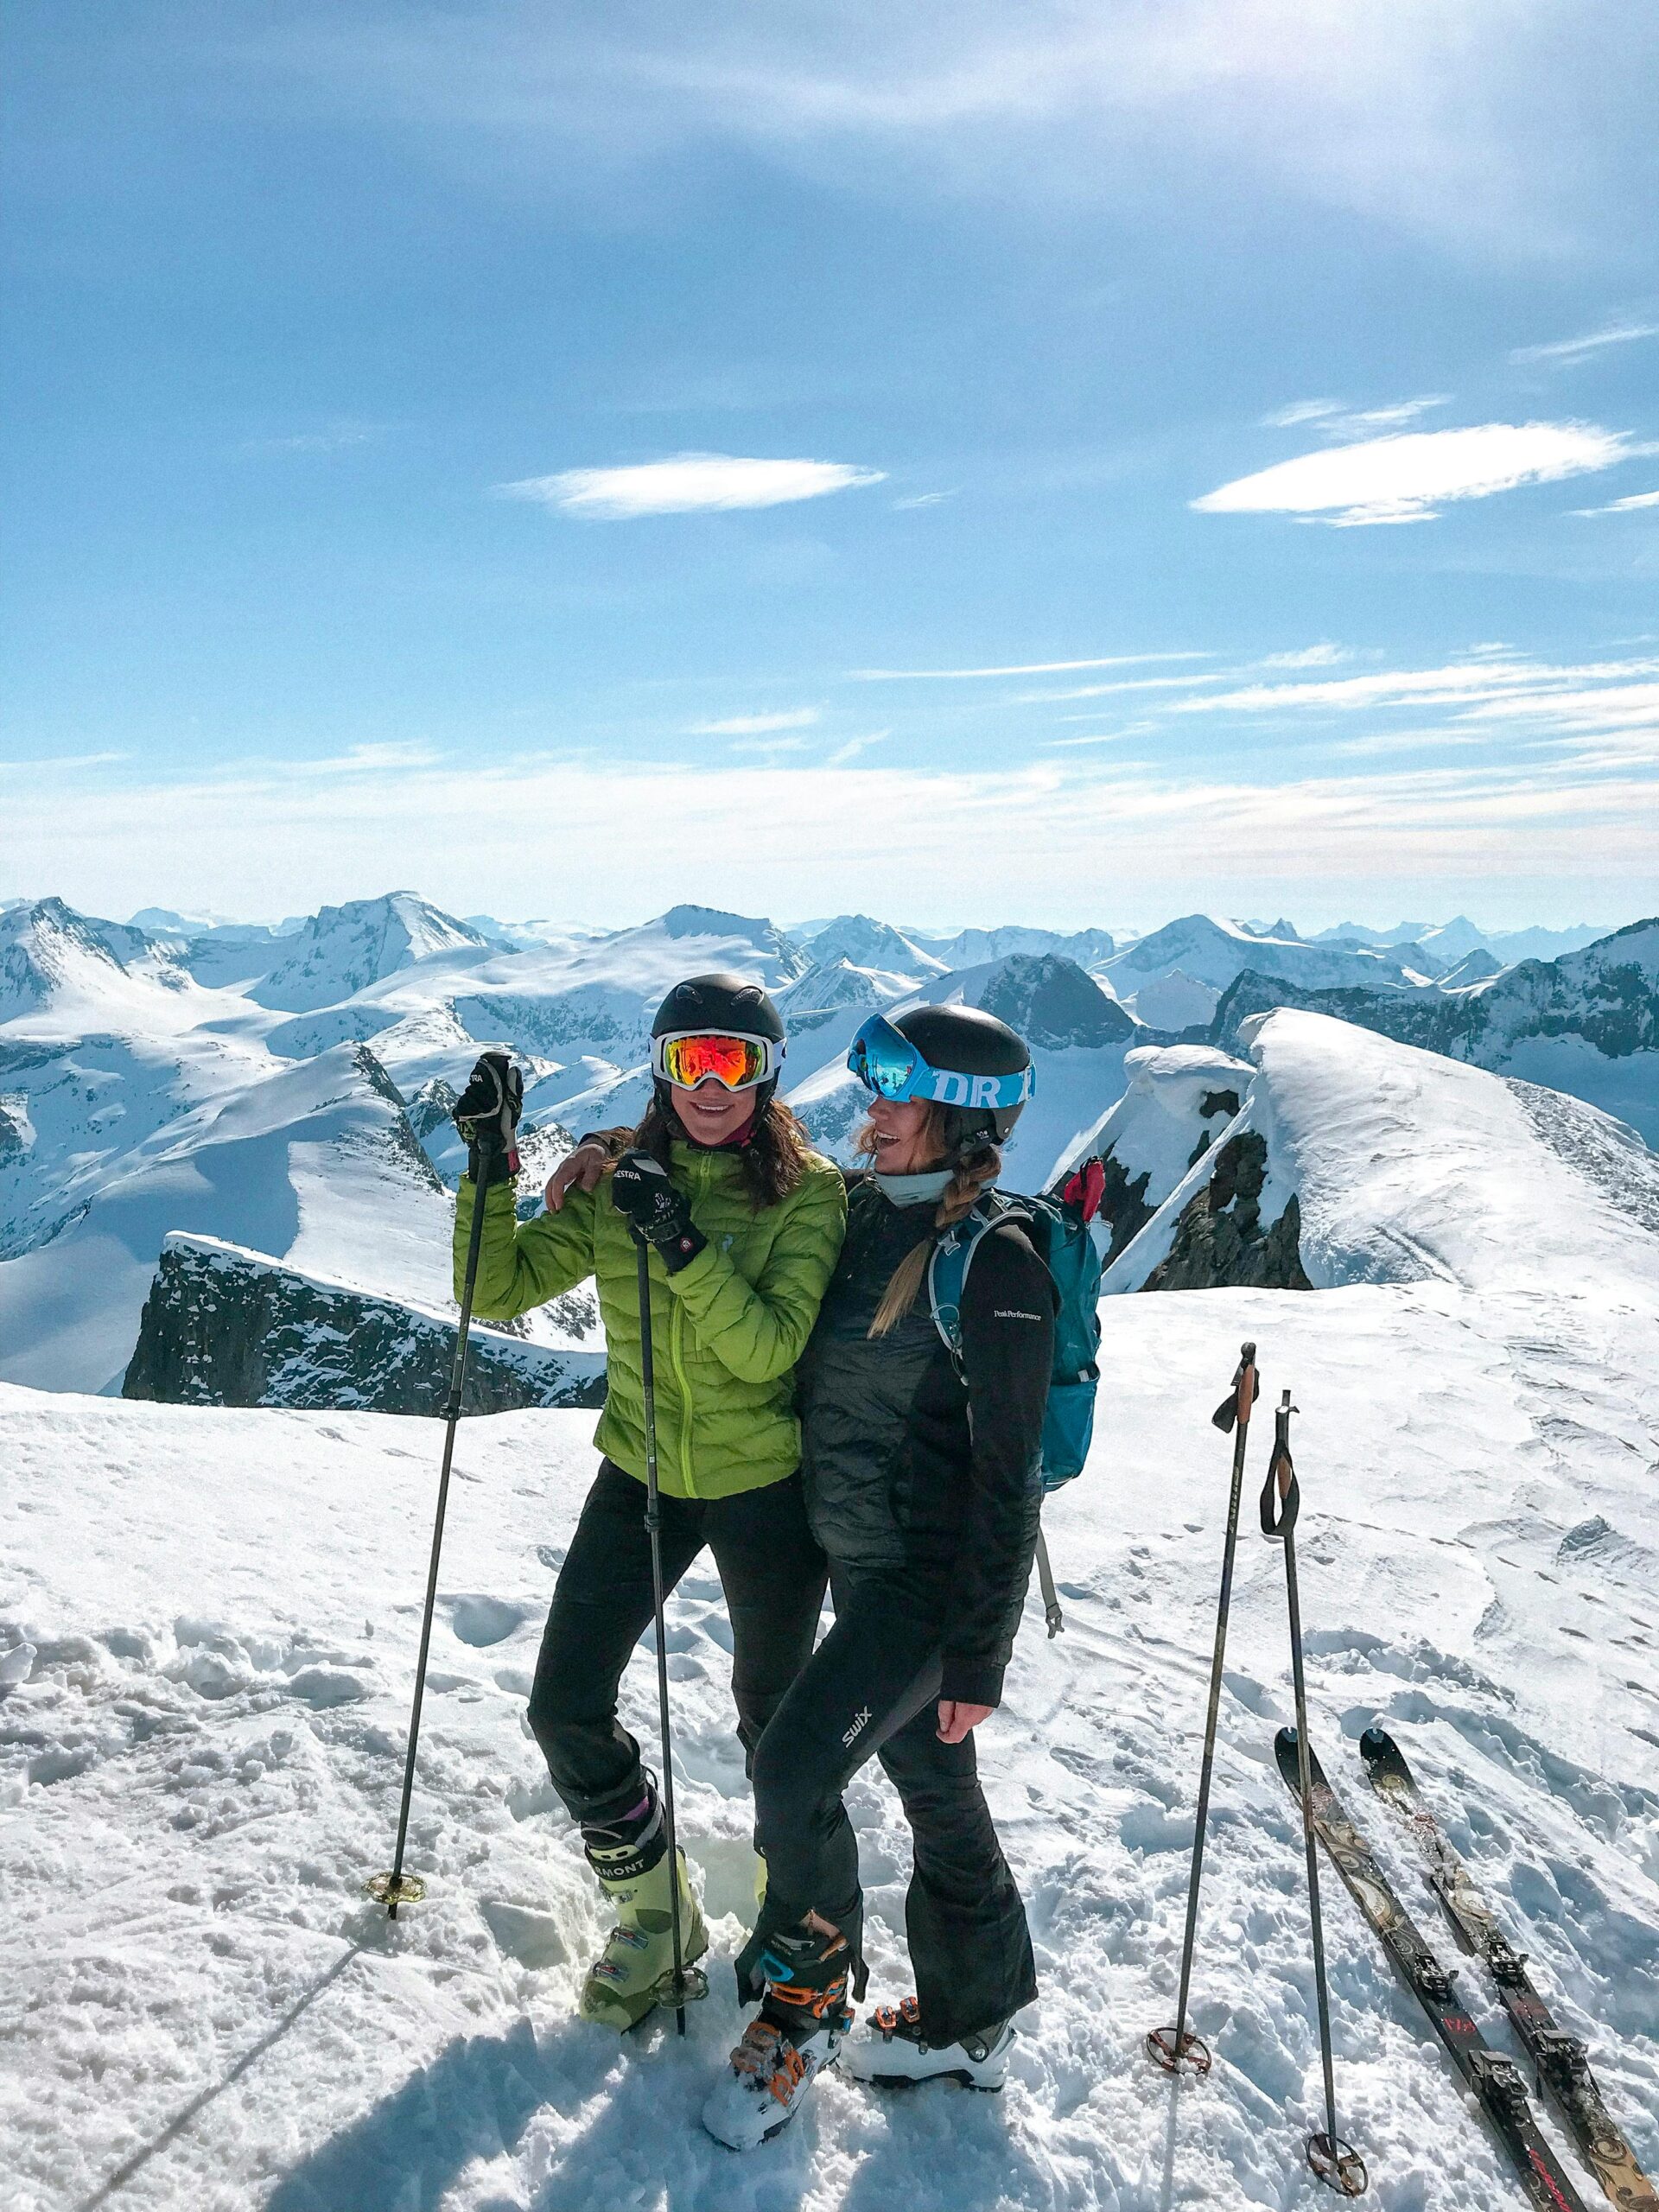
{"left": 797, "top": 1176, "right": 1056, "bottom": 1707}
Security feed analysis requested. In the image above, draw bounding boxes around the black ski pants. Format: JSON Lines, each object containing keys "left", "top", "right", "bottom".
{"left": 748, "top": 1567, "right": 1037, "bottom": 2049}
{"left": 527, "top": 1459, "right": 827, "bottom": 1829}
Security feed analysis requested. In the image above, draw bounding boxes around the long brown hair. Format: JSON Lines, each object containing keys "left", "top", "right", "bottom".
{"left": 857, "top": 1103, "right": 1002, "bottom": 1337}
{"left": 630, "top": 1090, "right": 817, "bottom": 1211}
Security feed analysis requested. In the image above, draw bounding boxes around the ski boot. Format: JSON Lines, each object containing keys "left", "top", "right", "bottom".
{"left": 577, "top": 1791, "right": 708, "bottom": 2031}
{"left": 702, "top": 1917, "right": 854, "bottom": 2150}
{"left": 840, "top": 1996, "right": 1014, "bottom": 2090}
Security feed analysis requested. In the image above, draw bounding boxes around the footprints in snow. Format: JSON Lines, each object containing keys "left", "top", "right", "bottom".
{"left": 448, "top": 1595, "right": 529, "bottom": 1648}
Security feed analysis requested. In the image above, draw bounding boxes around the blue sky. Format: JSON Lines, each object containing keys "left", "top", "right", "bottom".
{"left": 4, "top": 1, "right": 1658, "bottom": 932}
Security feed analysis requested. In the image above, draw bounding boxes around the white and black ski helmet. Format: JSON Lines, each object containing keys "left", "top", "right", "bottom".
{"left": 650, "top": 972, "right": 786, "bottom": 1114}
{"left": 892, "top": 1003, "right": 1033, "bottom": 1153}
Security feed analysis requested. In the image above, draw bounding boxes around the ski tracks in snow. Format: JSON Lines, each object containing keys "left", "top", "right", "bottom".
{"left": 3, "top": 1276, "right": 1658, "bottom": 2210}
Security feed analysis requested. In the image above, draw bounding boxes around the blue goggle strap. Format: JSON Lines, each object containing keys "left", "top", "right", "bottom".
{"left": 847, "top": 1014, "right": 1035, "bottom": 1109}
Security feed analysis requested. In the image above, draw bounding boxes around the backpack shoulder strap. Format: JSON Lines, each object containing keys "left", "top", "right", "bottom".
{"left": 926, "top": 1192, "right": 1032, "bottom": 1360}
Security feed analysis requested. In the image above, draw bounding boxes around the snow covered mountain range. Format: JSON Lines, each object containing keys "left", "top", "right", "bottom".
{"left": 0, "top": 889, "right": 1651, "bottom": 1398}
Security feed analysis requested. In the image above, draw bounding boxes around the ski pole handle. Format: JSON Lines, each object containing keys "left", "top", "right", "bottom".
{"left": 1211, "top": 1340, "right": 1259, "bottom": 1435}
{"left": 1260, "top": 1389, "right": 1301, "bottom": 1538}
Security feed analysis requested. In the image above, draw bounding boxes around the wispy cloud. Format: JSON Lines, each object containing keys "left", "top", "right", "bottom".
{"left": 237, "top": 1, "right": 1646, "bottom": 256}
{"left": 1262, "top": 397, "right": 1449, "bottom": 438}
{"left": 240, "top": 423, "right": 380, "bottom": 455}
{"left": 23, "top": 747, "right": 1656, "bottom": 922}
{"left": 0, "top": 749, "right": 129, "bottom": 775}
{"left": 237, "top": 741, "right": 446, "bottom": 777}
{"left": 1573, "top": 487, "right": 1659, "bottom": 517}
{"left": 1043, "top": 729, "right": 1143, "bottom": 748}
{"left": 892, "top": 491, "right": 957, "bottom": 510}
{"left": 849, "top": 652, "right": 1212, "bottom": 680}
{"left": 826, "top": 731, "right": 891, "bottom": 766}
{"left": 1510, "top": 321, "right": 1659, "bottom": 366}
{"left": 690, "top": 709, "right": 820, "bottom": 735}
{"left": 1255, "top": 645, "right": 1352, "bottom": 670}
{"left": 1174, "top": 657, "right": 1656, "bottom": 716}
{"left": 1014, "top": 672, "right": 1224, "bottom": 703}
{"left": 1193, "top": 422, "right": 1635, "bottom": 526}
{"left": 497, "top": 453, "right": 886, "bottom": 519}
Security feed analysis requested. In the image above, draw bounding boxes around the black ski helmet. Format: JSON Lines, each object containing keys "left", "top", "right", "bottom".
{"left": 891, "top": 1002, "right": 1032, "bottom": 1154}
{"left": 650, "top": 972, "right": 786, "bottom": 1120}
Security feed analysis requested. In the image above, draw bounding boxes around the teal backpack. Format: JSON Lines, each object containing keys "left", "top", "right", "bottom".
{"left": 926, "top": 1186, "right": 1104, "bottom": 1635}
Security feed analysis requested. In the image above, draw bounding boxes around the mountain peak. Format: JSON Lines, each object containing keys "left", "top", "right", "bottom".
{"left": 250, "top": 894, "right": 492, "bottom": 1014}
{"left": 971, "top": 952, "right": 1136, "bottom": 1050}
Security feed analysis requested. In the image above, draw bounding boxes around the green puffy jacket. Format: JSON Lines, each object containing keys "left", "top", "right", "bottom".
{"left": 454, "top": 1141, "right": 847, "bottom": 1501}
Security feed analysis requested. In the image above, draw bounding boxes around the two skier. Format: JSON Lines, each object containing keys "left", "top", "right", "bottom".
{"left": 452, "top": 977, "right": 1052, "bottom": 2145}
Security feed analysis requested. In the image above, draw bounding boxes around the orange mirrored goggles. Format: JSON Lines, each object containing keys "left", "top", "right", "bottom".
{"left": 652, "top": 1030, "right": 782, "bottom": 1092}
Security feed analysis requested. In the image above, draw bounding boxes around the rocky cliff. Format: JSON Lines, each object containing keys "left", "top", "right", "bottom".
{"left": 122, "top": 1235, "right": 607, "bottom": 1414}
{"left": 1137, "top": 1131, "right": 1312, "bottom": 1292}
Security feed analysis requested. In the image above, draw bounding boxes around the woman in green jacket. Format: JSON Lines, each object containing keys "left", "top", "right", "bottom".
{"left": 450, "top": 974, "right": 846, "bottom": 2031}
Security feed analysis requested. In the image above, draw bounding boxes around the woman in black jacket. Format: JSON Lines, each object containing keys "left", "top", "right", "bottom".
{"left": 703, "top": 1003, "right": 1055, "bottom": 2151}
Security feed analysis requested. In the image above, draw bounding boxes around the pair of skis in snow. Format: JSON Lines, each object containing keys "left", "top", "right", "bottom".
{"left": 1149, "top": 1344, "right": 1652, "bottom": 2211}
{"left": 1277, "top": 1726, "right": 1656, "bottom": 2212}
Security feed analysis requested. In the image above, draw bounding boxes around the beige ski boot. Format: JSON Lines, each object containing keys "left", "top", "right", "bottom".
{"left": 578, "top": 1798, "right": 708, "bottom": 2031}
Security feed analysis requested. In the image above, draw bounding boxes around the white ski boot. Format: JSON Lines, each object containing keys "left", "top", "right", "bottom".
{"left": 702, "top": 1920, "right": 854, "bottom": 2150}
{"left": 839, "top": 1996, "right": 1014, "bottom": 2089}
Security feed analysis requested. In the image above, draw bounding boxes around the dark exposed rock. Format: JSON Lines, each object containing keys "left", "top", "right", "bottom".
{"left": 1096, "top": 1155, "right": 1157, "bottom": 1262}
{"left": 1140, "top": 1131, "right": 1313, "bottom": 1292}
{"left": 123, "top": 1235, "right": 606, "bottom": 1414}
{"left": 406, "top": 1076, "right": 459, "bottom": 1141}
{"left": 976, "top": 954, "right": 1135, "bottom": 1050}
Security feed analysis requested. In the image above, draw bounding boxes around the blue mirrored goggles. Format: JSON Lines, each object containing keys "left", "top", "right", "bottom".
{"left": 847, "top": 1013, "right": 1035, "bottom": 1110}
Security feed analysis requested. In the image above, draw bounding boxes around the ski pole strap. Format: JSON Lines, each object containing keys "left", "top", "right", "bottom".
{"left": 1211, "top": 1341, "right": 1259, "bottom": 1434}
{"left": 1260, "top": 1389, "right": 1300, "bottom": 1538}
{"left": 1035, "top": 1525, "right": 1064, "bottom": 1637}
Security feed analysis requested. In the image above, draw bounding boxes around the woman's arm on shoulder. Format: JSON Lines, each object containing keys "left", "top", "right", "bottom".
{"left": 941, "top": 1220, "right": 1057, "bottom": 1708}
{"left": 661, "top": 1162, "right": 848, "bottom": 1382}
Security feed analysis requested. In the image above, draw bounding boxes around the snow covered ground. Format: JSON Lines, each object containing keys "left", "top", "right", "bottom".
{"left": 4, "top": 1259, "right": 1656, "bottom": 2211}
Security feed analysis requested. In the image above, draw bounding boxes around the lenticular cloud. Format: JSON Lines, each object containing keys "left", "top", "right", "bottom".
{"left": 1192, "top": 421, "right": 1633, "bottom": 526}
{"left": 499, "top": 452, "right": 886, "bottom": 519}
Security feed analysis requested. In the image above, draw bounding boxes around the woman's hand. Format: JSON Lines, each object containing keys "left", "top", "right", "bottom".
{"left": 544, "top": 1141, "right": 609, "bottom": 1212}
{"left": 936, "top": 1699, "right": 995, "bottom": 1745}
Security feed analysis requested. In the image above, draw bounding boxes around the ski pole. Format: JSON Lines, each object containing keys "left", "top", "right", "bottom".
{"left": 1147, "top": 1341, "right": 1259, "bottom": 2076}
{"left": 371, "top": 1128, "right": 497, "bottom": 1920}
{"left": 636, "top": 1236, "right": 706, "bottom": 2032}
{"left": 1262, "top": 1392, "right": 1367, "bottom": 2198}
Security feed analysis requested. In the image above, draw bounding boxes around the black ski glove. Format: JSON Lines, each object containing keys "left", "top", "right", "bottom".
{"left": 609, "top": 1149, "right": 706, "bottom": 1273}
{"left": 453, "top": 1051, "right": 523, "bottom": 1185}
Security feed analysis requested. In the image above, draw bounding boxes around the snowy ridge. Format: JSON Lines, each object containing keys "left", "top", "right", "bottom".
{"left": 1101, "top": 912, "right": 1433, "bottom": 1010}
{"left": 1103, "top": 1012, "right": 1659, "bottom": 1299}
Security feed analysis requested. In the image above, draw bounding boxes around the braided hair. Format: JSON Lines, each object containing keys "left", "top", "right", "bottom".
{"left": 858, "top": 1104, "right": 1002, "bottom": 1338}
